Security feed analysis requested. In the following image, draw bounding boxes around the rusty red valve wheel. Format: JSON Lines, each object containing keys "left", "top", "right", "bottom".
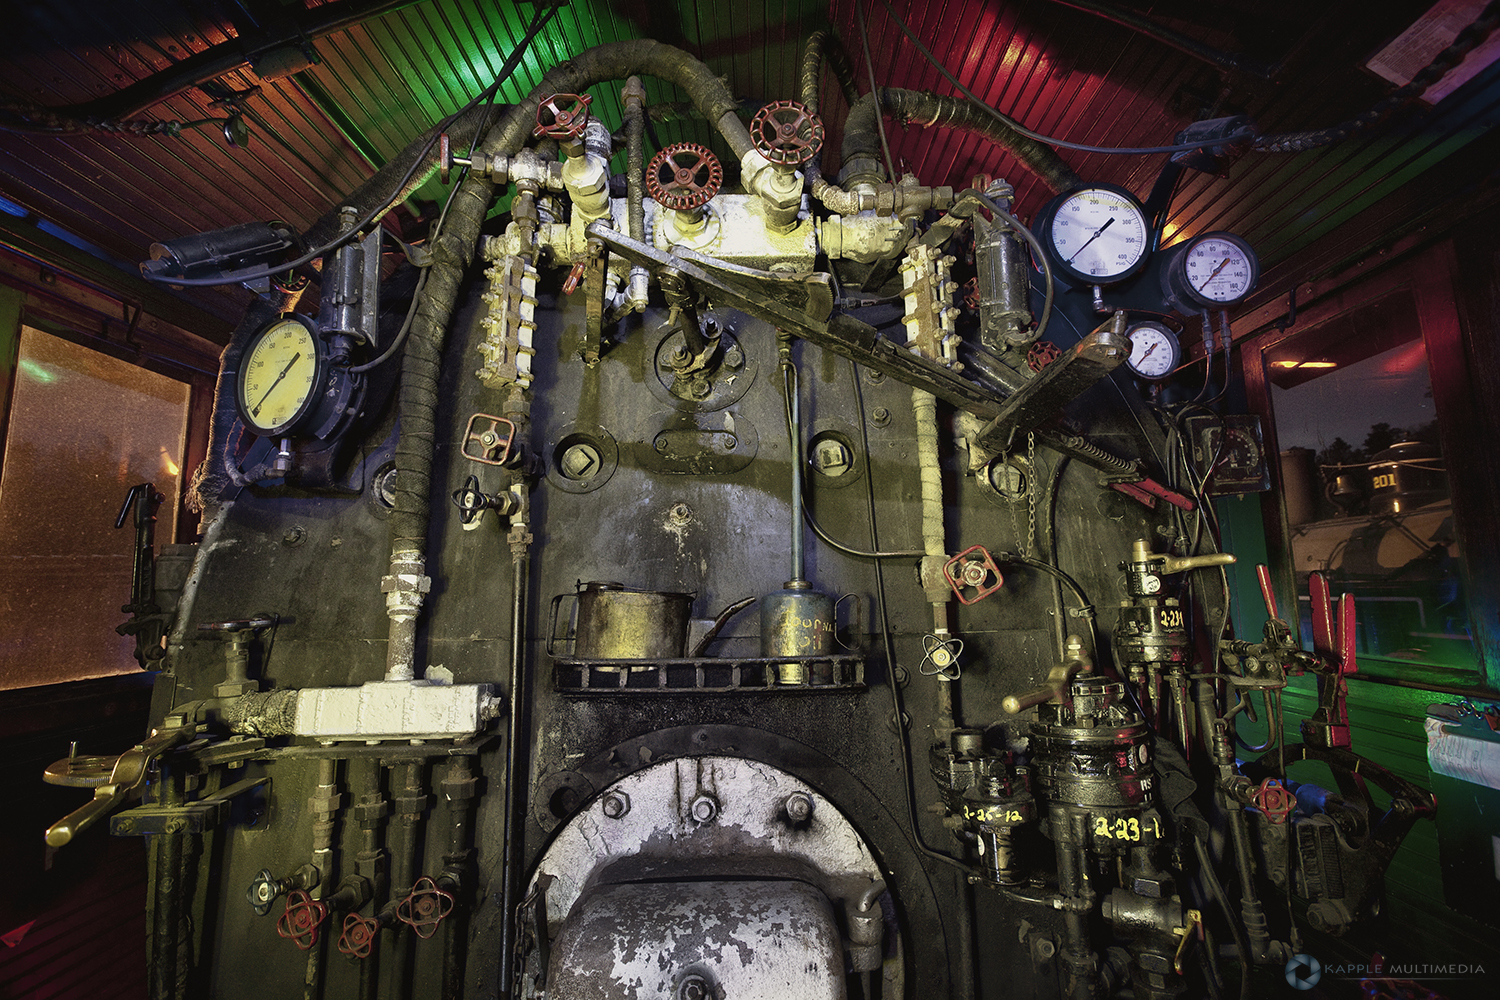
{"left": 533, "top": 92, "right": 592, "bottom": 139}
{"left": 337, "top": 912, "right": 379, "bottom": 959}
{"left": 1027, "top": 341, "right": 1061, "bottom": 372}
{"left": 749, "top": 100, "right": 825, "bottom": 166}
{"left": 396, "top": 876, "right": 455, "bottom": 939}
{"left": 1252, "top": 778, "right": 1296, "bottom": 825}
{"left": 942, "top": 544, "right": 1005, "bottom": 605}
{"left": 962, "top": 277, "right": 981, "bottom": 310}
{"left": 276, "top": 890, "right": 328, "bottom": 951}
{"left": 646, "top": 142, "right": 723, "bottom": 212}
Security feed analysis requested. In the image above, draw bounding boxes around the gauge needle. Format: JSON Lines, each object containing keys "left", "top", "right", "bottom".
{"left": 1141, "top": 343, "right": 1158, "bottom": 359}
{"left": 252, "top": 352, "right": 301, "bottom": 417}
{"left": 1066, "top": 217, "right": 1114, "bottom": 263}
{"left": 1196, "top": 257, "right": 1232, "bottom": 291}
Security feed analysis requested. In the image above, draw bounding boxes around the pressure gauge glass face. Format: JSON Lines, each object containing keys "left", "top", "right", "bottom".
{"left": 237, "top": 317, "right": 321, "bottom": 435}
{"left": 1045, "top": 185, "right": 1151, "bottom": 284}
{"left": 1124, "top": 321, "right": 1180, "bottom": 379}
{"left": 1179, "top": 233, "right": 1258, "bottom": 305}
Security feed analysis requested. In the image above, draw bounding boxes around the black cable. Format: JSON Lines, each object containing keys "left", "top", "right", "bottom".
{"left": 873, "top": 0, "right": 1257, "bottom": 156}
{"left": 1194, "top": 836, "right": 1253, "bottom": 1000}
{"left": 854, "top": 0, "right": 898, "bottom": 180}
{"left": 143, "top": 1, "right": 560, "bottom": 289}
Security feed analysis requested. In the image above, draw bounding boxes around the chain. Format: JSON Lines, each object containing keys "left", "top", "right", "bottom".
{"left": 1025, "top": 431, "right": 1038, "bottom": 559}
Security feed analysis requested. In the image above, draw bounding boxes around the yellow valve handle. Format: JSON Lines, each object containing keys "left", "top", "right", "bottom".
{"left": 1172, "top": 908, "right": 1203, "bottom": 975}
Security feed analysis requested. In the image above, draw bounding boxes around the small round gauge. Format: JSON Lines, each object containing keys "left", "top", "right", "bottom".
{"left": 236, "top": 316, "right": 323, "bottom": 436}
{"left": 1038, "top": 183, "right": 1152, "bottom": 285}
{"left": 1124, "top": 321, "right": 1181, "bottom": 379}
{"left": 1164, "top": 231, "right": 1258, "bottom": 308}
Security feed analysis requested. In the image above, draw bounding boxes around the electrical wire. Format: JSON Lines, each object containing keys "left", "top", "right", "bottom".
{"left": 873, "top": 0, "right": 1257, "bottom": 156}
{"left": 854, "top": 0, "right": 898, "bottom": 181}
{"left": 143, "top": 1, "right": 560, "bottom": 289}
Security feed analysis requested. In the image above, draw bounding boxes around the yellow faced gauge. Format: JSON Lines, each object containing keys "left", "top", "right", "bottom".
{"left": 237, "top": 317, "right": 322, "bottom": 436}
{"left": 1041, "top": 183, "right": 1152, "bottom": 285}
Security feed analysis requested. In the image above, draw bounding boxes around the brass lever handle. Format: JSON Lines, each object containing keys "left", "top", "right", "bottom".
{"left": 1153, "top": 551, "right": 1236, "bottom": 575}
{"left": 44, "top": 724, "right": 193, "bottom": 847}
{"left": 1002, "top": 637, "right": 1091, "bottom": 715}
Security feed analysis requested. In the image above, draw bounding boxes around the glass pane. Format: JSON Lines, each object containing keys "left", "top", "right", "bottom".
{"left": 0, "top": 327, "right": 189, "bottom": 689}
{"left": 1269, "top": 300, "right": 1476, "bottom": 677}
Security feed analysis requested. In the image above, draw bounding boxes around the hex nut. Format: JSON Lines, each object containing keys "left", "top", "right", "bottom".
{"left": 871, "top": 406, "right": 891, "bottom": 427}
{"left": 784, "top": 791, "right": 814, "bottom": 823}
{"left": 601, "top": 792, "right": 630, "bottom": 819}
{"left": 690, "top": 794, "right": 718, "bottom": 824}
{"left": 810, "top": 438, "right": 853, "bottom": 477}
{"left": 678, "top": 975, "right": 709, "bottom": 1000}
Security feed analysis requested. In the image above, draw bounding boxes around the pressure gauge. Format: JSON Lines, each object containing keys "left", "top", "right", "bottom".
{"left": 236, "top": 316, "right": 323, "bottom": 436}
{"left": 1124, "top": 321, "right": 1181, "bottom": 380}
{"left": 1036, "top": 183, "right": 1152, "bottom": 285}
{"left": 1162, "top": 231, "right": 1258, "bottom": 309}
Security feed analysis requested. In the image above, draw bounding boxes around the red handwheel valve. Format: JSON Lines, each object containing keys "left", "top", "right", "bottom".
{"left": 533, "top": 93, "right": 592, "bottom": 140}
{"left": 337, "top": 912, "right": 380, "bottom": 959}
{"left": 1252, "top": 778, "right": 1296, "bottom": 825}
{"left": 396, "top": 876, "right": 454, "bottom": 939}
{"left": 646, "top": 143, "right": 723, "bottom": 212}
{"left": 276, "top": 890, "right": 328, "bottom": 950}
{"left": 749, "top": 100, "right": 825, "bottom": 167}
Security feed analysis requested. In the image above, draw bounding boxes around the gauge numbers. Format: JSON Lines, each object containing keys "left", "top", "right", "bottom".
{"left": 1181, "top": 233, "right": 1257, "bottom": 304}
{"left": 1044, "top": 184, "right": 1151, "bottom": 284}
{"left": 1124, "top": 321, "right": 1180, "bottom": 380}
{"left": 238, "top": 317, "right": 321, "bottom": 436}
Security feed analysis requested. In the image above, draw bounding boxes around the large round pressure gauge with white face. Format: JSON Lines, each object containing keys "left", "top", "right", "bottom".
{"left": 236, "top": 316, "right": 323, "bottom": 436}
{"left": 1038, "top": 183, "right": 1152, "bottom": 285}
{"left": 1163, "top": 231, "right": 1258, "bottom": 308}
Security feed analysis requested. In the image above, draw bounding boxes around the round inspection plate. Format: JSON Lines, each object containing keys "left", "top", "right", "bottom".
{"left": 546, "top": 423, "right": 619, "bottom": 495}
{"left": 644, "top": 318, "right": 757, "bottom": 412}
{"left": 44, "top": 754, "right": 118, "bottom": 788}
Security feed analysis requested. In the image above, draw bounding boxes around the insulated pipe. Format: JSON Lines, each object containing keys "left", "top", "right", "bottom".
{"left": 622, "top": 77, "right": 650, "bottom": 311}
{"left": 840, "top": 88, "right": 1081, "bottom": 194}
{"left": 798, "top": 31, "right": 861, "bottom": 195}
{"left": 912, "top": 388, "right": 949, "bottom": 620}
{"left": 380, "top": 40, "right": 753, "bottom": 685}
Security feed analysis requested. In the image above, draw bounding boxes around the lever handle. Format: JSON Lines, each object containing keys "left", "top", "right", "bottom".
{"left": 1002, "top": 648, "right": 1089, "bottom": 715}
{"left": 1153, "top": 551, "right": 1236, "bottom": 575}
{"left": 44, "top": 724, "right": 192, "bottom": 847}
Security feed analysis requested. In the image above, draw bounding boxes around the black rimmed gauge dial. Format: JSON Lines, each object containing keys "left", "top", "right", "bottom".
{"left": 1124, "top": 321, "right": 1181, "bottom": 380}
{"left": 236, "top": 316, "right": 323, "bottom": 436}
{"left": 1163, "top": 231, "right": 1258, "bottom": 308}
{"left": 1036, "top": 183, "right": 1152, "bottom": 285}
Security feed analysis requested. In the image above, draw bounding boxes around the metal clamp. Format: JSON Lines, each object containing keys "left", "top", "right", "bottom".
{"left": 460, "top": 413, "right": 517, "bottom": 466}
{"left": 942, "top": 545, "right": 1004, "bottom": 605}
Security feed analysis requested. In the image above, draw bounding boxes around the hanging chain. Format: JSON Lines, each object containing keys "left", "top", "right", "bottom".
{"left": 1025, "top": 431, "right": 1038, "bottom": 559}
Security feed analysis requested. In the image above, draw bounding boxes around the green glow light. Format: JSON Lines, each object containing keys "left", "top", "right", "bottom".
{"left": 19, "top": 359, "right": 55, "bottom": 384}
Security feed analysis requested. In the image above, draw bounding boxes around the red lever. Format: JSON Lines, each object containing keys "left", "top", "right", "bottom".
{"left": 276, "top": 890, "right": 328, "bottom": 950}
{"left": 337, "top": 912, "right": 380, "bottom": 959}
{"left": 396, "top": 877, "right": 454, "bottom": 940}
{"left": 562, "top": 261, "right": 587, "bottom": 295}
{"left": 1255, "top": 564, "right": 1279, "bottom": 619}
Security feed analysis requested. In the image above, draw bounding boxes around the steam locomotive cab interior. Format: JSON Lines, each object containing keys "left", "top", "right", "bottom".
{"left": 5, "top": 2, "right": 1500, "bottom": 999}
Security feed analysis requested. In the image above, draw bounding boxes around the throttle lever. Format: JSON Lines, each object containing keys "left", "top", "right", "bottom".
{"left": 44, "top": 723, "right": 194, "bottom": 847}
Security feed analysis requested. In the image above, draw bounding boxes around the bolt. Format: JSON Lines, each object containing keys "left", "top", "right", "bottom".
{"left": 282, "top": 526, "right": 305, "bottom": 546}
{"left": 601, "top": 792, "right": 630, "bottom": 819}
{"left": 811, "top": 438, "right": 853, "bottom": 477}
{"left": 654, "top": 438, "right": 670, "bottom": 454}
{"left": 665, "top": 344, "right": 690, "bottom": 367}
{"left": 559, "top": 442, "right": 601, "bottom": 480}
{"left": 115, "top": 817, "right": 136, "bottom": 834}
{"left": 688, "top": 376, "right": 712, "bottom": 399}
{"left": 678, "top": 976, "right": 709, "bottom": 1000}
{"left": 164, "top": 817, "right": 189, "bottom": 834}
{"left": 784, "top": 791, "right": 814, "bottom": 823}
{"left": 961, "top": 561, "right": 989, "bottom": 587}
{"left": 690, "top": 794, "right": 718, "bottom": 824}
{"left": 723, "top": 346, "right": 744, "bottom": 369}
{"left": 669, "top": 503, "right": 692, "bottom": 524}
{"left": 871, "top": 406, "right": 891, "bottom": 427}
{"left": 479, "top": 430, "right": 499, "bottom": 447}
{"left": 866, "top": 370, "right": 886, "bottom": 384}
